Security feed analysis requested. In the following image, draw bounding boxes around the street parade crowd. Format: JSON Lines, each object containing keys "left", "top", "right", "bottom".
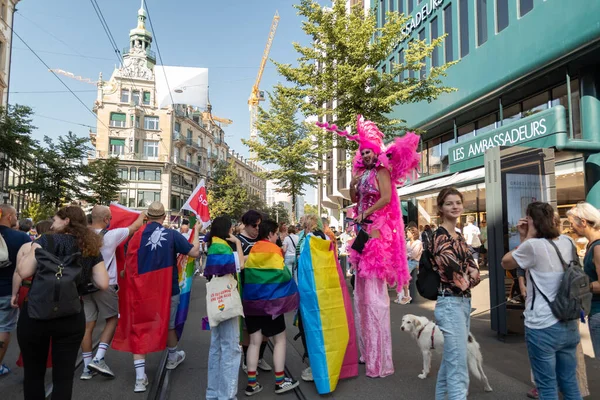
{"left": 0, "top": 117, "right": 598, "bottom": 400}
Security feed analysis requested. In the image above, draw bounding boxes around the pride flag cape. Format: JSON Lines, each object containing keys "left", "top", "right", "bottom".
{"left": 242, "top": 240, "right": 299, "bottom": 317}
{"left": 174, "top": 215, "right": 197, "bottom": 340}
{"left": 113, "top": 222, "right": 176, "bottom": 354}
{"left": 204, "top": 237, "right": 236, "bottom": 277}
{"left": 298, "top": 235, "right": 358, "bottom": 394}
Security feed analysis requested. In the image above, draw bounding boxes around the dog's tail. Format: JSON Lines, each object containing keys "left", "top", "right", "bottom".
{"left": 467, "top": 334, "right": 483, "bottom": 381}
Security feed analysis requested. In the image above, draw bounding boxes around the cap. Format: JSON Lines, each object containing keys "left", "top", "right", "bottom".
{"left": 147, "top": 201, "right": 165, "bottom": 218}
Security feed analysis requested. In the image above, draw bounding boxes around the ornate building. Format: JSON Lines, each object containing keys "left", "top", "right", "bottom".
{"left": 90, "top": 4, "right": 265, "bottom": 221}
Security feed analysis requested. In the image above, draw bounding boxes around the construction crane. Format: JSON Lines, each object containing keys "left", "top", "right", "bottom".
{"left": 248, "top": 11, "right": 280, "bottom": 151}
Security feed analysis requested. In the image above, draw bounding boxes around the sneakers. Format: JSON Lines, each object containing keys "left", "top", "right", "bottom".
{"left": 87, "top": 358, "right": 115, "bottom": 378}
{"left": 301, "top": 367, "right": 313, "bottom": 382}
{"left": 166, "top": 350, "right": 186, "bottom": 370}
{"left": 242, "top": 361, "right": 261, "bottom": 375}
{"left": 245, "top": 383, "right": 264, "bottom": 396}
{"left": 257, "top": 358, "right": 272, "bottom": 372}
{"left": 134, "top": 374, "right": 149, "bottom": 393}
{"left": 275, "top": 377, "right": 299, "bottom": 394}
{"left": 0, "top": 364, "right": 10, "bottom": 377}
{"left": 80, "top": 369, "right": 97, "bottom": 380}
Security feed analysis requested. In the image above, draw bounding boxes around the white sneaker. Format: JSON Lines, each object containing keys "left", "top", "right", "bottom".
{"left": 257, "top": 358, "right": 272, "bottom": 372}
{"left": 87, "top": 358, "right": 115, "bottom": 378}
{"left": 80, "top": 369, "right": 97, "bottom": 380}
{"left": 301, "top": 366, "right": 313, "bottom": 382}
{"left": 166, "top": 350, "right": 186, "bottom": 370}
{"left": 134, "top": 374, "right": 148, "bottom": 393}
{"left": 242, "top": 361, "right": 259, "bottom": 375}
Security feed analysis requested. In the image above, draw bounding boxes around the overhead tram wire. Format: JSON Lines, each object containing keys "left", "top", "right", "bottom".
{"left": 9, "top": 28, "right": 110, "bottom": 130}
{"left": 34, "top": 114, "right": 97, "bottom": 129}
{"left": 143, "top": 0, "right": 176, "bottom": 108}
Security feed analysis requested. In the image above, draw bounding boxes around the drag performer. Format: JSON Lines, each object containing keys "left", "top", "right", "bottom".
{"left": 316, "top": 116, "right": 420, "bottom": 378}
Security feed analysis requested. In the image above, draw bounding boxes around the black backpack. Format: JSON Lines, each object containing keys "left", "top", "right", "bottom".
{"left": 530, "top": 239, "right": 592, "bottom": 321}
{"left": 80, "top": 229, "right": 108, "bottom": 295}
{"left": 27, "top": 235, "right": 83, "bottom": 320}
{"left": 416, "top": 229, "right": 441, "bottom": 301}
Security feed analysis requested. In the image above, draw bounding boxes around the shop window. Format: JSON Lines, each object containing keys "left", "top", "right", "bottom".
{"left": 427, "top": 137, "right": 442, "bottom": 174}
{"left": 556, "top": 159, "right": 585, "bottom": 227}
{"left": 522, "top": 92, "right": 549, "bottom": 118}
{"left": 503, "top": 103, "right": 521, "bottom": 125}
{"left": 118, "top": 192, "right": 127, "bottom": 205}
{"left": 444, "top": 5, "right": 454, "bottom": 63}
{"left": 519, "top": 0, "right": 533, "bottom": 17}
{"left": 459, "top": 0, "right": 469, "bottom": 57}
{"left": 439, "top": 132, "right": 454, "bottom": 172}
{"left": 476, "top": 113, "right": 497, "bottom": 136}
{"left": 496, "top": 0, "right": 509, "bottom": 33}
{"left": 476, "top": 0, "right": 488, "bottom": 46}
{"left": 458, "top": 123, "right": 475, "bottom": 143}
{"left": 137, "top": 191, "right": 161, "bottom": 207}
{"left": 431, "top": 17, "right": 440, "bottom": 67}
{"left": 552, "top": 79, "right": 581, "bottom": 139}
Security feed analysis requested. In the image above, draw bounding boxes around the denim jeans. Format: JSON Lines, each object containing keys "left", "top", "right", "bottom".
{"left": 525, "top": 320, "right": 581, "bottom": 400}
{"left": 434, "top": 295, "right": 471, "bottom": 400}
{"left": 206, "top": 317, "right": 242, "bottom": 400}
{"left": 589, "top": 313, "right": 600, "bottom": 359}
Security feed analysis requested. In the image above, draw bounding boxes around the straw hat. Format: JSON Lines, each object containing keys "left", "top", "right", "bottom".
{"left": 147, "top": 201, "right": 166, "bottom": 218}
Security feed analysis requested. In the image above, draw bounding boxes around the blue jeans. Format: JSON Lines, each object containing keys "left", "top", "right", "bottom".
{"left": 525, "top": 320, "right": 581, "bottom": 400}
{"left": 206, "top": 317, "right": 242, "bottom": 400}
{"left": 588, "top": 313, "right": 600, "bottom": 359}
{"left": 434, "top": 295, "right": 471, "bottom": 400}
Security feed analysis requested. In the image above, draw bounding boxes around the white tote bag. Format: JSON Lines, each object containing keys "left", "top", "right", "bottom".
{"left": 206, "top": 274, "right": 244, "bottom": 327}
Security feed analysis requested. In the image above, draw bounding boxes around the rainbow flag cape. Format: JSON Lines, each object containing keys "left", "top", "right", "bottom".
{"left": 298, "top": 234, "right": 358, "bottom": 394}
{"left": 204, "top": 237, "right": 236, "bottom": 277}
{"left": 174, "top": 215, "right": 197, "bottom": 340}
{"left": 242, "top": 240, "right": 299, "bottom": 317}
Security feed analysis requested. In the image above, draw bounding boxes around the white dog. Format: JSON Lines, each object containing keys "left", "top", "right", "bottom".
{"left": 400, "top": 314, "right": 493, "bottom": 392}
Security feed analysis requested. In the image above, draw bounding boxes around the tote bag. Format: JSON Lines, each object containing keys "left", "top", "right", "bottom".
{"left": 206, "top": 274, "right": 244, "bottom": 327}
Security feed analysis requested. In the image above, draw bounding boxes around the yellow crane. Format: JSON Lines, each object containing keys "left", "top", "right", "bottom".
{"left": 248, "top": 11, "right": 280, "bottom": 149}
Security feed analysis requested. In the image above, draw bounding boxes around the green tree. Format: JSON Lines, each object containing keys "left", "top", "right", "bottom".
{"left": 16, "top": 132, "right": 91, "bottom": 209}
{"left": 86, "top": 157, "right": 124, "bottom": 205}
{"left": 0, "top": 105, "right": 37, "bottom": 170}
{"left": 304, "top": 203, "right": 319, "bottom": 216}
{"left": 244, "top": 86, "right": 320, "bottom": 219}
{"left": 244, "top": 193, "right": 268, "bottom": 216}
{"left": 266, "top": 202, "right": 291, "bottom": 224}
{"left": 21, "top": 201, "right": 55, "bottom": 222}
{"left": 207, "top": 160, "right": 249, "bottom": 220}
{"left": 275, "top": 0, "right": 457, "bottom": 138}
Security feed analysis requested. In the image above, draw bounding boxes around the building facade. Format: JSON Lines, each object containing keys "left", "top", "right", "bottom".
{"left": 90, "top": 5, "right": 265, "bottom": 220}
{"left": 230, "top": 150, "right": 267, "bottom": 200}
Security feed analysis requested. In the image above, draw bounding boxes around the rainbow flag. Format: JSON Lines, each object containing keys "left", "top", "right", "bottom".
{"left": 174, "top": 216, "right": 197, "bottom": 340}
{"left": 298, "top": 234, "right": 358, "bottom": 394}
{"left": 204, "top": 237, "right": 236, "bottom": 277}
{"left": 242, "top": 240, "right": 299, "bottom": 317}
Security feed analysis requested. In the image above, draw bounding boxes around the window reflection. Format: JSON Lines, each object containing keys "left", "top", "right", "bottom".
{"left": 522, "top": 92, "right": 549, "bottom": 117}
{"left": 458, "top": 123, "right": 475, "bottom": 143}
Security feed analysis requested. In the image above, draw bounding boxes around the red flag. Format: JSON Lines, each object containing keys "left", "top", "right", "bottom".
{"left": 181, "top": 179, "right": 211, "bottom": 228}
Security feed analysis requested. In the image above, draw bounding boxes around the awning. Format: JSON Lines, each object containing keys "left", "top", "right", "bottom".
{"left": 397, "top": 168, "right": 485, "bottom": 198}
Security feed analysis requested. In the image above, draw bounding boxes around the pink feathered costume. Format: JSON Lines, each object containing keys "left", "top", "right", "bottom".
{"left": 316, "top": 116, "right": 420, "bottom": 378}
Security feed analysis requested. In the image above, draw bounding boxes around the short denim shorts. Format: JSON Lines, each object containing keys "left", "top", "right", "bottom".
{"left": 0, "top": 295, "right": 18, "bottom": 332}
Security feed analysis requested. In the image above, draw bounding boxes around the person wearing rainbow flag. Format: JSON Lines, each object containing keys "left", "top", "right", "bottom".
{"left": 242, "top": 220, "right": 299, "bottom": 396}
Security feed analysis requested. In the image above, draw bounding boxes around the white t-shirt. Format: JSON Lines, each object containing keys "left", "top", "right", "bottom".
{"left": 96, "top": 228, "right": 130, "bottom": 285}
{"left": 283, "top": 234, "right": 299, "bottom": 258}
{"left": 512, "top": 235, "right": 575, "bottom": 329}
{"left": 406, "top": 239, "right": 423, "bottom": 261}
{"left": 462, "top": 223, "right": 481, "bottom": 247}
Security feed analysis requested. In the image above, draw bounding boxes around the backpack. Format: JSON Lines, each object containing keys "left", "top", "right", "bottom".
{"left": 416, "top": 229, "right": 441, "bottom": 301}
{"left": 529, "top": 239, "right": 592, "bottom": 321}
{"left": 27, "top": 235, "right": 83, "bottom": 320}
{"left": 80, "top": 228, "right": 108, "bottom": 295}
{"left": 0, "top": 231, "right": 10, "bottom": 269}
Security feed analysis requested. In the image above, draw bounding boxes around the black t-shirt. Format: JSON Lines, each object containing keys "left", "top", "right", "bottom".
{"left": 0, "top": 226, "right": 31, "bottom": 296}
{"left": 235, "top": 233, "right": 257, "bottom": 256}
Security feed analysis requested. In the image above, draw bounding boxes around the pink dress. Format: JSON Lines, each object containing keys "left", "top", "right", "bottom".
{"left": 350, "top": 167, "right": 409, "bottom": 378}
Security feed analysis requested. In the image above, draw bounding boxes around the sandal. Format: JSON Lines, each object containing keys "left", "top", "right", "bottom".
{"left": 400, "top": 296, "right": 412, "bottom": 305}
{"left": 0, "top": 364, "right": 10, "bottom": 376}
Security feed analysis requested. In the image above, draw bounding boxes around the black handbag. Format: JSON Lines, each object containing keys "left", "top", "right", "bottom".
{"left": 351, "top": 229, "right": 370, "bottom": 254}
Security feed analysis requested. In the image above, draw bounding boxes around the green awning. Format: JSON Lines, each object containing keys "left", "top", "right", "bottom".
{"left": 110, "top": 113, "right": 126, "bottom": 121}
{"left": 110, "top": 138, "right": 125, "bottom": 146}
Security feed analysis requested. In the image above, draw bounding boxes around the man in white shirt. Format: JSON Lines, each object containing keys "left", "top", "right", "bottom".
{"left": 462, "top": 215, "right": 482, "bottom": 266}
{"left": 81, "top": 205, "right": 145, "bottom": 380}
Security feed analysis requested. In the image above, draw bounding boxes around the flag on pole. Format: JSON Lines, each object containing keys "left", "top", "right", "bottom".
{"left": 181, "top": 179, "right": 211, "bottom": 229}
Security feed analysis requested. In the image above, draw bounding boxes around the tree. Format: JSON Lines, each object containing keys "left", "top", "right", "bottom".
{"left": 304, "top": 203, "right": 319, "bottom": 216}
{"left": 0, "top": 105, "right": 37, "bottom": 170}
{"left": 244, "top": 85, "right": 321, "bottom": 219}
{"left": 275, "top": 0, "right": 457, "bottom": 138}
{"left": 207, "top": 160, "right": 249, "bottom": 220}
{"left": 87, "top": 157, "right": 125, "bottom": 205}
{"left": 266, "top": 202, "right": 291, "bottom": 224}
{"left": 21, "top": 201, "right": 55, "bottom": 222}
{"left": 16, "top": 132, "right": 91, "bottom": 209}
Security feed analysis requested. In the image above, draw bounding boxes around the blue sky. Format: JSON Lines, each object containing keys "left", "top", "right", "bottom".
{"left": 10, "top": 0, "right": 327, "bottom": 164}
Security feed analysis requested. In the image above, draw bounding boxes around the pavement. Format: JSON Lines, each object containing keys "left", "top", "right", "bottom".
{"left": 2, "top": 270, "right": 599, "bottom": 399}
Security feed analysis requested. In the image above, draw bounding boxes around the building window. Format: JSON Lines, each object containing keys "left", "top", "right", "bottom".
{"left": 120, "top": 89, "right": 130, "bottom": 103}
{"left": 137, "top": 191, "right": 161, "bottom": 207}
{"left": 117, "top": 167, "right": 128, "bottom": 180}
{"left": 174, "top": 122, "right": 181, "bottom": 135}
{"left": 132, "top": 90, "right": 140, "bottom": 105}
{"left": 519, "top": 0, "right": 533, "bottom": 17}
{"left": 503, "top": 103, "right": 522, "bottom": 125}
{"left": 138, "top": 169, "right": 161, "bottom": 181}
{"left": 551, "top": 79, "right": 581, "bottom": 139}
{"left": 143, "top": 140, "right": 159, "bottom": 159}
{"left": 475, "top": 113, "right": 497, "bottom": 135}
{"left": 444, "top": 5, "right": 454, "bottom": 63}
{"left": 418, "top": 29, "right": 426, "bottom": 79}
{"left": 476, "top": 0, "right": 488, "bottom": 46}
{"left": 398, "top": 49, "right": 405, "bottom": 81}
{"left": 144, "top": 116, "right": 159, "bottom": 130}
{"left": 459, "top": 0, "right": 469, "bottom": 57}
{"left": 408, "top": 0, "right": 414, "bottom": 14}
{"left": 522, "top": 92, "right": 549, "bottom": 117}
{"left": 119, "top": 191, "right": 127, "bottom": 205}
{"left": 110, "top": 112, "right": 126, "bottom": 128}
{"left": 143, "top": 91, "right": 151, "bottom": 105}
{"left": 496, "top": 0, "right": 509, "bottom": 33}
{"left": 187, "top": 129, "right": 193, "bottom": 139}
{"left": 458, "top": 123, "right": 475, "bottom": 143}
{"left": 389, "top": 0, "right": 394, "bottom": 13}
{"left": 408, "top": 40, "right": 416, "bottom": 79}
{"left": 135, "top": 116, "right": 140, "bottom": 128}
{"left": 109, "top": 138, "right": 125, "bottom": 156}
{"left": 398, "top": 0, "right": 404, "bottom": 14}
{"left": 431, "top": 17, "right": 439, "bottom": 67}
